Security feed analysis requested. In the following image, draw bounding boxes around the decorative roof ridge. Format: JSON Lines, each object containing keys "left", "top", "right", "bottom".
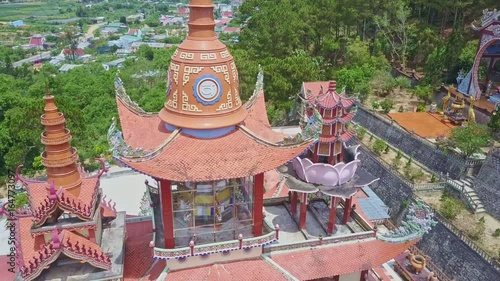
{"left": 115, "top": 75, "right": 158, "bottom": 117}
{"left": 57, "top": 187, "right": 99, "bottom": 221}
{"left": 60, "top": 230, "right": 112, "bottom": 270}
{"left": 472, "top": 9, "right": 500, "bottom": 30}
{"left": 15, "top": 165, "right": 47, "bottom": 185}
{"left": 238, "top": 125, "right": 315, "bottom": 148}
{"left": 245, "top": 65, "right": 264, "bottom": 110}
{"left": 19, "top": 242, "right": 61, "bottom": 281}
{"left": 110, "top": 124, "right": 181, "bottom": 161}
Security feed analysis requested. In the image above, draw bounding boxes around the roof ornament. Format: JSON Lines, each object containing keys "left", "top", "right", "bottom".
{"left": 283, "top": 105, "right": 323, "bottom": 144}
{"left": 45, "top": 80, "right": 50, "bottom": 97}
{"left": 114, "top": 76, "right": 146, "bottom": 114}
{"left": 48, "top": 181, "right": 57, "bottom": 201}
{"left": 52, "top": 228, "right": 61, "bottom": 249}
{"left": 107, "top": 117, "right": 151, "bottom": 157}
{"left": 245, "top": 65, "right": 265, "bottom": 109}
{"left": 377, "top": 200, "right": 437, "bottom": 243}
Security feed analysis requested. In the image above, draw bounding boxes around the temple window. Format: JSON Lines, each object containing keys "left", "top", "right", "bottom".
{"left": 171, "top": 177, "right": 254, "bottom": 246}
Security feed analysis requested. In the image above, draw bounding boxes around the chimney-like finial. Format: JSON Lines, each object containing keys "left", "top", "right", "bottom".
{"left": 45, "top": 80, "right": 50, "bottom": 97}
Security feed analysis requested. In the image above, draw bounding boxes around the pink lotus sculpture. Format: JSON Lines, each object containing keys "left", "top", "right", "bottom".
{"left": 292, "top": 157, "right": 360, "bottom": 187}
{"left": 278, "top": 144, "right": 378, "bottom": 198}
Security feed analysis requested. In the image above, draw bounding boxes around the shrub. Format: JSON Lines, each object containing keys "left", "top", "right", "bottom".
{"left": 372, "top": 139, "right": 386, "bottom": 155}
{"left": 372, "top": 100, "right": 380, "bottom": 110}
{"left": 384, "top": 144, "right": 390, "bottom": 154}
{"left": 392, "top": 157, "right": 402, "bottom": 169}
{"left": 406, "top": 157, "right": 413, "bottom": 168}
{"left": 396, "top": 150, "right": 403, "bottom": 160}
{"left": 356, "top": 127, "right": 367, "bottom": 140}
{"left": 439, "top": 195, "right": 463, "bottom": 220}
{"left": 416, "top": 103, "right": 426, "bottom": 112}
{"left": 493, "top": 229, "right": 500, "bottom": 237}
{"left": 380, "top": 98, "right": 394, "bottom": 113}
{"left": 369, "top": 134, "right": 374, "bottom": 141}
{"left": 430, "top": 174, "right": 437, "bottom": 183}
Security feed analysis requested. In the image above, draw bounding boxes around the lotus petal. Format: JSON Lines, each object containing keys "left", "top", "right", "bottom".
{"left": 292, "top": 157, "right": 308, "bottom": 182}
{"left": 304, "top": 163, "right": 340, "bottom": 186}
{"left": 338, "top": 160, "right": 360, "bottom": 185}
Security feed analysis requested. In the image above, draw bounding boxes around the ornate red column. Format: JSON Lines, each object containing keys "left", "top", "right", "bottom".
{"left": 159, "top": 179, "right": 175, "bottom": 248}
{"left": 312, "top": 146, "right": 320, "bottom": 163}
{"left": 327, "top": 197, "right": 337, "bottom": 234}
{"left": 360, "top": 269, "right": 368, "bottom": 281}
{"left": 253, "top": 173, "right": 264, "bottom": 236}
{"left": 290, "top": 191, "right": 298, "bottom": 215}
{"left": 299, "top": 193, "right": 307, "bottom": 229}
{"left": 342, "top": 197, "right": 353, "bottom": 224}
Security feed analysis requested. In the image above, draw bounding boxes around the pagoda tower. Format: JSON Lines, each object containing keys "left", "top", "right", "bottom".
{"left": 304, "top": 81, "right": 356, "bottom": 165}
{"left": 109, "top": 0, "right": 316, "bottom": 256}
{"left": 14, "top": 90, "right": 123, "bottom": 281}
{"left": 289, "top": 80, "right": 357, "bottom": 233}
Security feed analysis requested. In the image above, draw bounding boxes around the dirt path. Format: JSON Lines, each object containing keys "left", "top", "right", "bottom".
{"left": 85, "top": 22, "right": 105, "bottom": 38}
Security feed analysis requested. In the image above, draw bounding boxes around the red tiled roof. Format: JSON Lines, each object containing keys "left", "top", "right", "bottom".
{"left": 116, "top": 96, "right": 171, "bottom": 150}
{"left": 177, "top": 8, "right": 188, "bottom": 14}
{"left": 63, "top": 48, "right": 85, "bottom": 57}
{"left": 128, "top": 29, "right": 139, "bottom": 35}
{"left": 17, "top": 216, "right": 46, "bottom": 267}
{"left": 0, "top": 255, "right": 16, "bottom": 280}
{"left": 116, "top": 127, "right": 313, "bottom": 182}
{"left": 29, "top": 36, "right": 44, "bottom": 46}
{"left": 318, "top": 130, "right": 355, "bottom": 143}
{"left": 270, "top": 238, "right": 417, "bottom": 280}
{"left": 303, "top": 81, "right": 356, "bottom": 109}
{"left": 322, "top": 112, "right": 355, "bottom": 125}
{"left": 24, "top": 176, "right": 100, "bottom": 227}
{"left": 222, "top": 27, "right": 240, "bottom": 33}
{"left": 215, "top": 18, "right": 231, "bottom": 27}
{"left": 222, "top": 11, "right": 233, "bottom": 17}
{"left": 166, "top": 259, "right": 288, "bottom": 281}
{"left": 123, "top": 220, "right": 156, "bottom": 280}
{"left": 243, "top": 91, "right": 285, "bottom": 143}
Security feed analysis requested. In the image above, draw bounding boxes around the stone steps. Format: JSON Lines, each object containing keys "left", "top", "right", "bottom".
{"left": 454, "top": 177, "right": 486, "bottom": 214}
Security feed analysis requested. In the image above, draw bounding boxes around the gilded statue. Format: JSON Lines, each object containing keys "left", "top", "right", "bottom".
{"left": 468, "top": 96, "right": 476, "bottom": 124}
{"left": 442, "top": 87, "right": 452, "bottom": 112}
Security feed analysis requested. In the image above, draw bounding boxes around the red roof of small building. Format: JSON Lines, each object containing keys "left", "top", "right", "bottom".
{"left": 166, "top": 259, "right": 289, "bottom": 281}
{"left": 221, "top": 11, "right": 233, "bottom": 18}
{"left": 270, "top": 238, "right": 418, "bottom": 280}
{"left": 29, "top": 35, "right": 44, "bottom": 46}
{"left": 63, "top": 48, "right": 85, "bottom": 57}
{"left": 215, "top": 18, "right": 231, "bottom": 27}
{"left": 222, "top": 27, "right": 241, "bottom": 33}
{"left": 177, "top": 7, "right": 188, "bottom": 14}
{"left": 128, "top": 29, "right": 139, "bottom": 35}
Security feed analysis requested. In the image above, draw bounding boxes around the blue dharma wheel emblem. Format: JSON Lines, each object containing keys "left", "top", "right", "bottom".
{"left": 193, "top": 75, "right": 223, "bottom": 105}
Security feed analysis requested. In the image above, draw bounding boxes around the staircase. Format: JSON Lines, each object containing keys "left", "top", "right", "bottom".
{"left": 448, "top": 176, "right": 485, "bottom": 214}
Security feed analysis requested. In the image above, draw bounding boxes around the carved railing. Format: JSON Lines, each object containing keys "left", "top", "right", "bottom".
{"left": 153, "top": 220, "right": 278, "bottom": 260}
{"left": 445, "top": 178, "right": 479, "bottom": 212}
{"left": 262, "top": 231, "right": 376, "bottom": 254}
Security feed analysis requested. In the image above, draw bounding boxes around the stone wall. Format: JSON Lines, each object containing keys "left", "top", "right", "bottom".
{"left": 473, "top": 149, "right": 500, "bottom": 219}
{"left": 417, "top": 223, "right": 500, "bottom": 281}
{"left": 356, "top": 145, "right": 413, "bottom": 219}
{"left": 353, "top": 107, "right": 467, "bottom": 179}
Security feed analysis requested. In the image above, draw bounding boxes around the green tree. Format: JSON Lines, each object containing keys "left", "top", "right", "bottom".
{"left": 449, "top": 124, "right": 491, "bottom": 157}
{"left": 373, "top": 139, "right": 386, "bottom": 155}
{"left": 488, "top": 109, "right": 500, "bottom": 134}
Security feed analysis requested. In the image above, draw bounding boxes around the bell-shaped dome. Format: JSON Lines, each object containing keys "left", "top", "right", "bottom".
{"left": 159, "top": 0, "right": 246, "bottom": 130}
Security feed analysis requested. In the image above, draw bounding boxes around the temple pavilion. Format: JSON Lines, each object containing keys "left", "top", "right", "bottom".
{"left": 11, "top": 1, "right": 437, "bottom": 280}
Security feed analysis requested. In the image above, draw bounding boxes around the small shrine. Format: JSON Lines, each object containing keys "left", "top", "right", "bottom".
{"left": 456, "top": 9, "right": 500, "bottom": 109}
{"left": 441, "top": 85, "right": 476, "bottom": 125}
{"left": 13, "top": 91, "right": 125, "bottom": 281}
